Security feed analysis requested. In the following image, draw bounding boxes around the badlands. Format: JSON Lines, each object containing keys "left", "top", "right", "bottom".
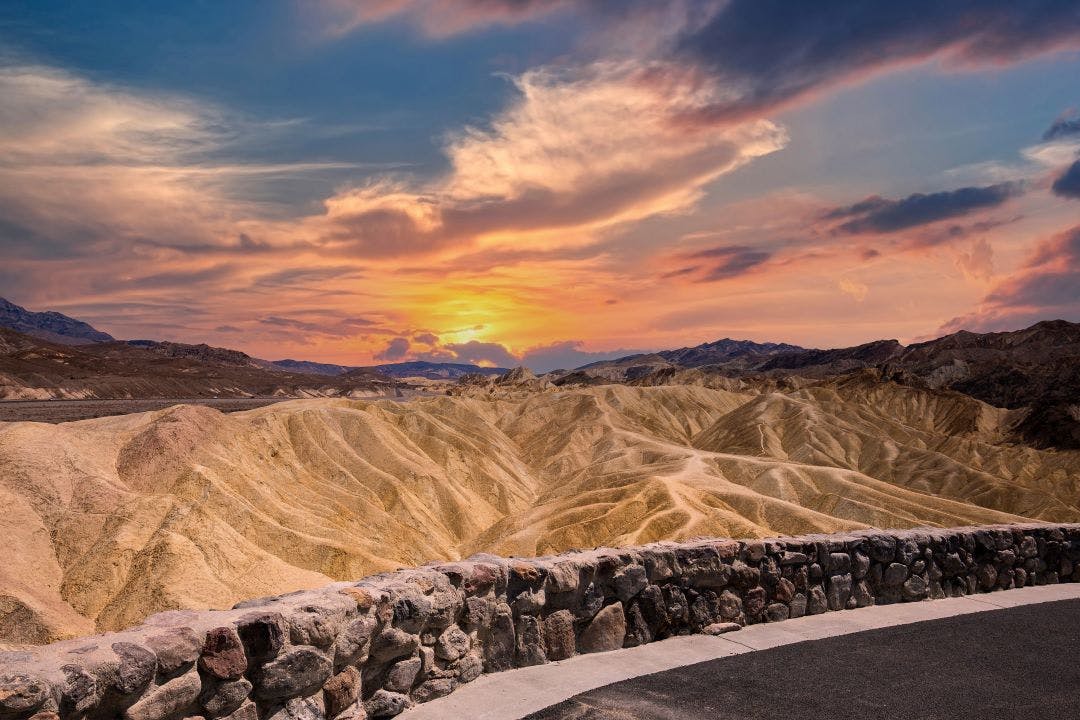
{"left": 1, "top": 375, "right": 1077, "bottom": 647}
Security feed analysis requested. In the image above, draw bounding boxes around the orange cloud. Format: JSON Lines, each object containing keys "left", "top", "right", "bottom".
{"left": 315, "top": 0, "right": 571, "bottom": 38}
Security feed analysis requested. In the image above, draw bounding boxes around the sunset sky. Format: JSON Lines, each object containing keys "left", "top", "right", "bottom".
{"left": 1, "top": 1, "right": 1079, "bottom": 370}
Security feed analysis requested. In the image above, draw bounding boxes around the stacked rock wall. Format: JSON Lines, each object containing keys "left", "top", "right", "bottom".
{"left": 2, "top": 523, "right": 1079, "bottom": 720}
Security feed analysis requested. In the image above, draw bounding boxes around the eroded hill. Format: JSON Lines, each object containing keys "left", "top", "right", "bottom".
{"left": 0, "top": 381, "right": 1077, "bottom": 646}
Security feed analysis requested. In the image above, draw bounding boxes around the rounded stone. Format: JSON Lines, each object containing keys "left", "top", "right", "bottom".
{"left": 807, "top": 586, "right": 828, "bottom": 615}
{"left": 578, "top": 603, "right": 625, "bottom": 654}
{"left": 385, "top": 658, "right": 421, "bottom": 693}
{"left": 334, "top": 616, "right": 377, "bottom": 667}
{"left": 222, "top": 700, "right": 258, "bottom": 720}
{"left": 322, "top": 666, "right": 360, "bottom": 719}
{"left": 412, "top": 678, "right": 454, "bottom": 704}
{"left": 0, "top": 673, "right": 49, "bottom": 718}
{"left": 542, "top": 610, "right": 576, "bottom": 661}
{"left": 254, "top": 646, "right": 333, "bottom": 701}
{"left": 514, "top": 615, "right": 547, "bottom": 667}
{"left": 452, "top": 653, "right": 483, "bottom": 684}
{"left": 902, "top": 574, "right": 929, "bottom": 601}
{"left": 122, "top": 670, "right": 201, "bottom": 720}
{"left": 702, "top": 622, "right": 742, "bottom": 635}
{"left": 145, "top": 627, "right": 202, "bottom": 677}
{"left": 977, "top": 564, "right": 998, "bottom": 590}
{"left": 613, "top": 565, "right": 647, "bottom": 602}
{"left": 789, "top": 593, "right": 808, "bottom": 618}
{"left": 883, "top": 562, "right": 909, "bottom": 587}
{"left": 199, "top": 678, "right": 252, "bottom": 717}
{"left": 434, "top": 626, "right": 469, "bottom": 662}
{"left": 369, "top": 628, "right": 419, "bottom": 666}
{"left": 852, "top": 552, "right": 870, "bottom": 579}
{"left": 764, "top": 603, "right": 790, "bottom": 622}
{"left": 743, "top": 587, "right": 766, "bottom": 618}
{"left": 265, "top": 696, "right": 323, "bottom": 720}
{"left": 111, "top": 642, "right": 158, "bottom": 696}
{"left": 483, "top": 604, "right": 515, "bottom": 673}
{"left": 198, "top": 628, "right": 248, "bottom": 680}
{"left": 364, "top": 689, "right": 410, "bottom": 717}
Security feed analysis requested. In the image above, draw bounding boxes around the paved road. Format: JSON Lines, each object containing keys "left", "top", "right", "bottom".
{"left": 0, "top": 397, "right": 286, "bottom": 423}
{"left": 0, "top": 392, "right": 427, "bottom": 423}
{"left": 524, "top": 599, "right": 1080, "bottom": 720}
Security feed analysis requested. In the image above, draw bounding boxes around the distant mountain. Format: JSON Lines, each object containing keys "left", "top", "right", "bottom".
{"left": 271, "top": 359, "right": 512, "bottom": 379}
{"left": 575, "top": 337, "right": 804, "bottom": 381}
{"left": 0, "top": 298, "right": 513, "bottom": 387}
{"left": 572, "top": 320, "right": 1080, "bottom": 449}
{"left": 127, "top": 339, "right": 268, "bottom": 369}
{"left": 270, "top": 359, "right": 355, "bottom": 376}
{"left": 659, "top": 338, "right": 804, "bottom": 366}
{"left": 0, "top": 327, "right": 395, "bottom": 400}
{"left": 757, "top": 339, "right": 905, "bottom": 375}
{"left": 365, "top": 361, "right": 508, "bottom": 380}
{"left": 882, "top": 320, "right": 1080, "bottom": 449}
{"left": 0, "top": 297, "right": 114, "bottom": 345}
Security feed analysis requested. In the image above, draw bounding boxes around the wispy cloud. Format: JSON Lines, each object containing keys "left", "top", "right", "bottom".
{"left": 824, "top": 182, "right": 1024, "bottom": 235}
{"left": 316, "top": 0, "right": 571, "bottom": 38}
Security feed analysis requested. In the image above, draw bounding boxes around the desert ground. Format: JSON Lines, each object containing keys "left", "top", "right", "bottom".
{"left": 1, "top": 378, "right": 1076, "bottom": 647}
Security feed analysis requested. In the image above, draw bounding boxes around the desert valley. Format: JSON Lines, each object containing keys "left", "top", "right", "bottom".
{"left": 1, "top": 298, "right": 1077, "bottom": 647}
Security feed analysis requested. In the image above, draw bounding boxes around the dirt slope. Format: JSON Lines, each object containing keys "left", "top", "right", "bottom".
{"left": 0, "top": 382, "right": 1076, "bottom": 646}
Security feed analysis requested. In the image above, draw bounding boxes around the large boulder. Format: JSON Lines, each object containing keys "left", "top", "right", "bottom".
{"left": 578, "top": 603, "right": 625, "bottom": 654}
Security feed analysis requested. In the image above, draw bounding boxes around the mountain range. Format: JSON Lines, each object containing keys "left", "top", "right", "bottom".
{"left": 0, "top": 297, "right": 114, "bottom": 345}
{"left": 570, "top": 321, "right": 1080, "bottom": 449}
{"left": 0, "top": 327, "right": 397, "bottom": 400}
{"left": 0, "top": 297, "right": 507, "bottom": 394}
{"left": 1, "top": 296, "right": 1077, "bottom": 447}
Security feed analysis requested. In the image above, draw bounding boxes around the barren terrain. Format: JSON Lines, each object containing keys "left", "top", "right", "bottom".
{"left": 1, "top": 378, "right": 1076, "bottom": 646}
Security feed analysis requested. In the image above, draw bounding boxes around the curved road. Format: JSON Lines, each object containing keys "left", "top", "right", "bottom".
{"left": 524, "top": 599, "right": 1080, "bottom": 720}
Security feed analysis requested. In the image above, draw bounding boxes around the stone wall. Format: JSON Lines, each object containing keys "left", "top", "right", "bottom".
{"left": 3, "top": 523, "right": 1079, "bottom": 720}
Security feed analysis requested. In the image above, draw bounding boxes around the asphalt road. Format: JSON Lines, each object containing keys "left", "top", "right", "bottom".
{"left": 0, "top": 397, "right": 285, "bottom": 423}
{"left": 524, "top": 599, "right": 1080, "bottom": 720}
{"left": 0, "top": 392, "right": 426, "bottom": 423}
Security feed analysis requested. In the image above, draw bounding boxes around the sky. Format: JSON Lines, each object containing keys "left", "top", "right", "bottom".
{"left": 0, "top": 1, "right": 1078, "bottom": 371}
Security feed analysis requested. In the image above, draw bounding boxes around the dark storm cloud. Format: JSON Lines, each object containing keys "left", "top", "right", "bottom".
{"left": 675, "top": 0, "right": 1080, "bottom": 122}
{"left": 826, "top": 182, "right": 1023, "bottom": 234}
{"left": 1043, "top": 111, "right": 1080, "bottom": 141}
{"left": 1052, "top": 160, "right": 1080, "bottom": 199}
{"left": 375, "top": 337, "right": 411, "bottom": 361}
